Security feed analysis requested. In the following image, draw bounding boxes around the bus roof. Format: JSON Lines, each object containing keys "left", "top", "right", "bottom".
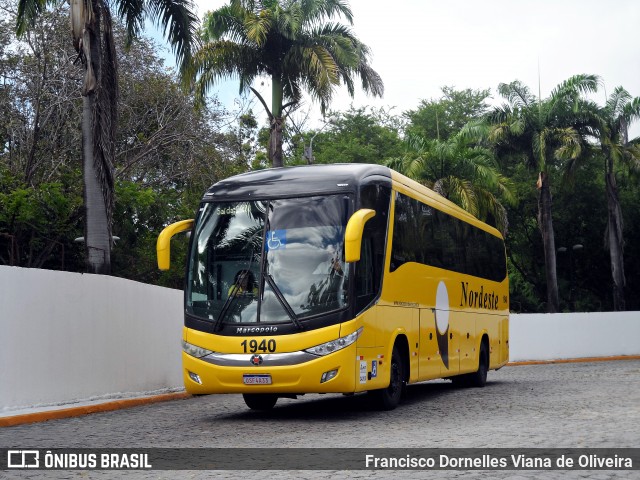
{"left": 202, "top": 164, "right": 391, "bottom": 201}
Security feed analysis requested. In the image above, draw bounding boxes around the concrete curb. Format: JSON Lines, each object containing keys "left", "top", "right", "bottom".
{"left": 0, "top": 392, "right": 191, "bottom": 428}
{"left": 506, "top": 355, "right": 640, "bottom": 366}
{"left": 2, "top": 355, "right": 639, "bottom": 428}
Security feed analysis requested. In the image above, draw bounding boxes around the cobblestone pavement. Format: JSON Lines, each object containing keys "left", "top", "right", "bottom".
{"left": 1, "top": 360, "right": 639, "bottom": 479}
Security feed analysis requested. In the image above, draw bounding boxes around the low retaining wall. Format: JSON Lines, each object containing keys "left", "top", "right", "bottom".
{"left": 509, "top": 311, "right": 640, "bottom": 361}
{"left": 1, "top": 266, "right": 638, "bottom": 412}
{"left": 0, "top": 266, "right": 183, "bottom": 413}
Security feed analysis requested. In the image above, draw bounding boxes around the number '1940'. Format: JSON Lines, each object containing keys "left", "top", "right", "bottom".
{"left": 241, "top": 339, "right": 276, "bottom": 353}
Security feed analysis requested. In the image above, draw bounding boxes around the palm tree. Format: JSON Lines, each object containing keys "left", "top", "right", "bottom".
{"left": 591, "top": 87, "right": 640, "bottom": 310}
{"left": 386, "top": 133, "right": 516, "bottom": 235}
{"left": 485, "top": 75, "right": 599, "bottom": 312}
{"left": 16, "top": 0, "right": 197, "bottom": 274}
{"left": 190, "top": 0, "right": 383, "bottom": 168}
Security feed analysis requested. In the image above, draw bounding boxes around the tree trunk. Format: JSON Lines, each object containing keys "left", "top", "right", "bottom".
{"left": 78, "top": 2, "right": 116, "bottom": 274}
{"left": 268, "top": 74, "right": 284, "bottom": 168}
{"left": 268, "top": 116, "right": 284, "bottom": 168}
{"left": 537, "top": 172, "right": 559, "bottom": 313}
{"left": 605, "top": 159, "right": 626, "bottom": 311}
{"left": 83, "top": 94, "right": 111, "bottom": 274}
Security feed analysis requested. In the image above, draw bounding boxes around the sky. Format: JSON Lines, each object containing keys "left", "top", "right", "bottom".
{"left": 181, "top": 0, "right": 640, "bottom": 135}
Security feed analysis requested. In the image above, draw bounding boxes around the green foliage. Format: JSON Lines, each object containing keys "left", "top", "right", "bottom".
{"left": 0, "top": 165, "right": 84, "bottom": 270}
{"left": 505, "top": 154, "right": 607, "bottom": 312}
{"left": 619, "top": 172, "right": 640, "bottom": 311}
{"left": 298, "top": 106, "right": 403, "bottom": 165}
{"left": 405, "top": 86, "right": 491, "bottom": 141}
{"left": 111, "top": 181, "right": 186, "bottom": 288}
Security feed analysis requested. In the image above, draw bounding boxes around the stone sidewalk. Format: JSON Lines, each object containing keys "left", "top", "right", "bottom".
{"left": 1, "top": 359, "right": 638, "bottom": 479}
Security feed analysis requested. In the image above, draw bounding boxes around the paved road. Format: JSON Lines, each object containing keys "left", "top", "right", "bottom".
{"left": 1, "top": 360, "right": 639, "bottom": 479}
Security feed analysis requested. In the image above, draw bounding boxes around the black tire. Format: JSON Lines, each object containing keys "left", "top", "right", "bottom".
{"left": 467, "top": 340, "right": 489, "bottom": 388}
{"left": 242, "top": 393, "right": 278, "bottom": 410}
{"left": 370, "top": 346, "right": 404, "bottom": 410}
{"left": 450, "top": 373, "right": 470, "bottom": 388}
{"left": 452, "top": 340, "right": 489, "bottom": 388}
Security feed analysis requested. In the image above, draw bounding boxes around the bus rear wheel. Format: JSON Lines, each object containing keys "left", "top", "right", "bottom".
{"left": 453, "top": 340, "right": 488, "bottom": 388}
{"left": 242, "top": 393, "right": 278, "bottom": 410}
{"left": 370, "top": 346, "right": 404, "bottom": 410}
{"left": 468, "top": 341, "right": 489, "bottom": 387}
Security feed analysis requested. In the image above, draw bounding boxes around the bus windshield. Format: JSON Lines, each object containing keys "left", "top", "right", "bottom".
{"left": 186, "top": 194, "right": 351, "bottom": 326}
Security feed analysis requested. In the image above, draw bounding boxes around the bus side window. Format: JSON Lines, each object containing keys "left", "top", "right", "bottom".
{"left": 356, "top": 182, "right": 390, "bottom": 313}
{"left": 356, "top": 238, "right": 374, "bottom": 294}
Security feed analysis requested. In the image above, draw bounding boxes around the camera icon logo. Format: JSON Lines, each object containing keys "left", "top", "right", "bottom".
{"left": 7, "top": 450, "right": 40, "bottom": 468}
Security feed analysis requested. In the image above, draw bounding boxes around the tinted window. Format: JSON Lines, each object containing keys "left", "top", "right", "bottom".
{"left": 355, "top": 183, "right": 391, "bottom": 312}
{"left": 391, "top": 192, "right": 506, "bottom": 282}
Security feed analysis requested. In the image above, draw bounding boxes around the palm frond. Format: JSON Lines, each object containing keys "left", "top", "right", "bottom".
{"left": 437, "top": 176, "right": 478, "bottom": 217}
{"left": 550, "top": 73, "right": 600, "bottom": 101}
{"left": 275, "top": 0, "right": 302, "bottom": 39}
{"left": 244, "top": 7, "right": 274, "bottom": 45}
{"left": 548, "top": 74, "right": 600, "bottom": 119}
{"left": 300, "top": 0, "right": 353, "bottom": 25}
{"left": 459, "top": 118, "right": 490, "bottom": 143}
{"left": 484, "top": 104, "right": 513, "bottom": 124}
{"left": 474, "top": 189, "right": 509, "bottom": 235}
{"left": 498, "top": 81, "right": 534, "bottom": 109}
{"left": 190, "top": 41, "right": 261, "bottom": 102}
{"left": 301, "top": 44, "right": 339, "bottom": 85}
{"left": 531, "top": 131, "right": 546, "bottom": 171}
{"left": 202, "top": 4, "right": 246, "bottom": 43}
{"left": 16, "top": 0, "right": 49, "bottom": 36}
{"left": 622, "top": 96, "right": 640, "bottom": 128}
{"left": 553, "top": 127, "right": 582, "bottom": 161}
{"left": 355, "top": 61, "right": 383, "bottom": 98}
{"left": 606, "top": 86, "right": 631, "bottom": 118}
{"left": 305, "top": 23, "right": 359, "bottom": 66}
{"left": 116, "top": 0, "right": 145, "bottom": 47}
{"left": 623, "top": 144, "right": 640, "bottom": 173}
{"left": 147, "top": 0, "right": 199, "bottom": 71}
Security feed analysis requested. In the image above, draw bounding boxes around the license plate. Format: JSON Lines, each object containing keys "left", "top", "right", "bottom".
{"left": 243, "top": 374, "right": 272, "bottom": 385}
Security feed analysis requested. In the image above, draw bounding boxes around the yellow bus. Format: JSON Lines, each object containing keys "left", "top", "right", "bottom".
{"left": 158, "top": 164, "right": 509, "bottom": 410}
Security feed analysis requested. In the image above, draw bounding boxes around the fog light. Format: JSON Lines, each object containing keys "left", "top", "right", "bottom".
{"left": 188, "top": 371, "right": 202, "bottom": 384}
{"left": 321, "top": 369, "right": 338, "bottom": 383}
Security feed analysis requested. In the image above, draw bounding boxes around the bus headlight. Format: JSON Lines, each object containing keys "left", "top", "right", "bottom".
{"left": 182, "top": 340, "right": 214, "bottom": 358}
{"left": 305, "top": 328, "right": 363, "bottom": 356}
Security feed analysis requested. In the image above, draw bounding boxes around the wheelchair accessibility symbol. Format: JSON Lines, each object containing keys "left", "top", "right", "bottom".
{"left": 266, "top": 230, "right": 286, "bottom": 251}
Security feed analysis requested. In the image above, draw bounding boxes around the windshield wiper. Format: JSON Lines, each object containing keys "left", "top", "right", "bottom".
{"left": 264, "top": 273, "right": 304, "bottom": 331}
{"left": 213, "top": 285, "right": 238, "bottom": 332}
{"left": 213, "top": 253, "right": 257, "bottom": 332}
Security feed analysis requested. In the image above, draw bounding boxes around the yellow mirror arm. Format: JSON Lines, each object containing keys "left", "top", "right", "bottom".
{"left": 344, "top": 209, "right": 376, "bottom": 263}
{"left": 157, "top": 219, "right": 194, "bottom": 270}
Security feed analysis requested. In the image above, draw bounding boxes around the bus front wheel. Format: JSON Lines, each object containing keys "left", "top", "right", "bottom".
{"left": 370, "top": 346, "right": 404, "bottom": 410}
{"left": 242, "top": 393, "right": 278, "bottom": 410}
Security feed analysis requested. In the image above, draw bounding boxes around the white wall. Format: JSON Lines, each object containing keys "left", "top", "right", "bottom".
{"left": 509, "top": 311, "right": 640, "bottom": 361}
{"left": 1, "top": 266, "right": 638, "bottom": 412}
{"left": 0, "top": 266, "right": 183, "bottom": 412}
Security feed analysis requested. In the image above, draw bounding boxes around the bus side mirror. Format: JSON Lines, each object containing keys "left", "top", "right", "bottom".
{"left": 344, "top": 209, "right": 376, "bottom": 263}
{"left": 157, "top": 219, "right": 194, "bottom": 270}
